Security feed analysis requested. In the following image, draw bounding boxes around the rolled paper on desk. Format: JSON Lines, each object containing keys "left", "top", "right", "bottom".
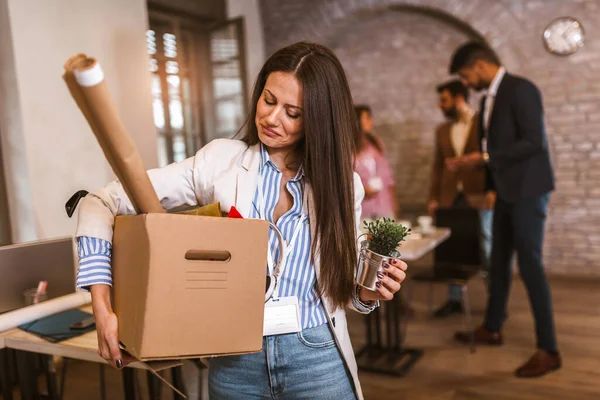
{"left": 0, "top": 292, "right": 92, "bottom": 334}
{"left": 63, "top": 54, "right": 164, "bottom": 214}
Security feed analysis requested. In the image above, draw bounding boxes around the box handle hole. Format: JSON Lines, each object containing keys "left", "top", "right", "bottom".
{"left": 185, "top": 250, "right": 231, "bottom": 262}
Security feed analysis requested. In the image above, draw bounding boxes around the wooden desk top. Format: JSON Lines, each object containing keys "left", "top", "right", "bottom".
{"left": 0, "top": 305, "right": 151, "bottom": 369}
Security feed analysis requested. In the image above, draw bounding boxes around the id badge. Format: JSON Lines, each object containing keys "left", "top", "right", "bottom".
{"left": 263, "top": 296, "right": 301, "bottom": 336}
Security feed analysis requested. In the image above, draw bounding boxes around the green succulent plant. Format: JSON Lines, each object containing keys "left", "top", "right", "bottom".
{"left": 363, "top": 218, "right": 411, "bottom": 256}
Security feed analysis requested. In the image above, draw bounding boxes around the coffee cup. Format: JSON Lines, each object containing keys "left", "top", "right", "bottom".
{"left": 417, "top": 215, "right": 433, "bottom": 234}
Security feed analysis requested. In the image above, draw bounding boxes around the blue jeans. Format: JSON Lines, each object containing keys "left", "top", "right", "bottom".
{"left": 209, "top": 324, "right": 357, "bottom": 399}
{"left": 449, "top": 209, "right": 493, "bottom": 301}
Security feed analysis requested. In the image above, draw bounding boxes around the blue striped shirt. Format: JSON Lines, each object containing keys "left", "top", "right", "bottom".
{"left": 76, "top": 236, "right": 112, "bottom": 288}
{"left": 251, "top": 144, "right": 328, "bottom": 328}
{"left": 76, "top": 145, "right": 375, "bottom": 321}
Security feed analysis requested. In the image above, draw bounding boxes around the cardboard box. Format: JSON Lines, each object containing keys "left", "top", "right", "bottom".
{"left": 112, "top": 213, "right": 269, "bottom": 361}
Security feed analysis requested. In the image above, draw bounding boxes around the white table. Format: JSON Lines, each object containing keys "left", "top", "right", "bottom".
{"left": 355, "top": 227, "right": 451, "bottom": 376}
{"left": 398, "top": 227, "right": 451, "bottom": 261}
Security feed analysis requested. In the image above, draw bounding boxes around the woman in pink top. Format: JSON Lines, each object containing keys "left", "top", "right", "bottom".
{"left": 354, "top": 105, "right": 398, "bottom": 219}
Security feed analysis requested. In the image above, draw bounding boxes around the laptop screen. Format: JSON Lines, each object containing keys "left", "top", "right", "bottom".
{"left": 0, "top": 237, "right": 76, "bottom": 314}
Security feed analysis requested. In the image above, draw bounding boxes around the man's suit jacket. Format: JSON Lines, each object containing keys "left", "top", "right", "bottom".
{"left": 429, "top": 113, "right": 489, "bottom": 208}
{"left": 479, "top": 73, "right": 555, "bottom": 202}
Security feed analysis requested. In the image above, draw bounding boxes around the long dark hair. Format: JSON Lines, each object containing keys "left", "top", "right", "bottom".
{"left": 240, "top": 42, "right": 358, "bottom": 307}
{"left": 354, "top": 105, "right": 384, "bottom": 154}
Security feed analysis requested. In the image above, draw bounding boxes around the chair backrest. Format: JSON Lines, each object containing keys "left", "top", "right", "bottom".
{"left": 434, "top": 208, "right": 482, "bottom": 268}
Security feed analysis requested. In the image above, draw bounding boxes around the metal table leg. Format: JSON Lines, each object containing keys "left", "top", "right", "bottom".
{"left": 355, "top": 293, "right": 424, "bottom": 376}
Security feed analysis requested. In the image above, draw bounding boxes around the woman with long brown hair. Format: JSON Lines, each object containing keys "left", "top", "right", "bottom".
{"left": 75, "top": 42, "right": 407, "bottom": 399}
{"left": 354, "top": 105, "right": 399, "bottom": 219}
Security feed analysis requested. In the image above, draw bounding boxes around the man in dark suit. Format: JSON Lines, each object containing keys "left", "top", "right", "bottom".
{"left": 446, "top": 42, "right": 560, "bottom": 378}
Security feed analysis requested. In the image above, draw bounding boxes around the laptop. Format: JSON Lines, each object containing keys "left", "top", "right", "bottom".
{"left": 0, "top": 236, "right": 76, "bottom": 313}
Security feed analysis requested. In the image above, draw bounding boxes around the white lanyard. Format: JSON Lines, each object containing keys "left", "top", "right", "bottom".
{"left": 256, "top": 175, "right": 308, "bottom": 297}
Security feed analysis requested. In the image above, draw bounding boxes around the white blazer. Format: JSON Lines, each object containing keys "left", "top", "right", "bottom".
{"left": 76, "top": 138, "right": 369, "bottom": 399}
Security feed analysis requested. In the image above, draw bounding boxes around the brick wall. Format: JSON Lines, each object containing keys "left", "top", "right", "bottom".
{"left": 258, "top": 0, "right": 600, "bottom": 276}
{"left": 333, "top": 11, "right": 473, "bottom": 207}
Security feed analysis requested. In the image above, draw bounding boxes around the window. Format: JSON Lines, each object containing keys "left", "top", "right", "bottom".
{"left": 147, "top": 21, "right": 202, "bottom": 167}
{"left": 147, "top": 12, "right": 247, "bottom": 167}
{"left": 208, "top": 19, "right": 248, "bottom": 141}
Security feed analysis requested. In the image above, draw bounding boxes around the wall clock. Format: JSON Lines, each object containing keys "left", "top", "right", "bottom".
{"left": 543, "top": 17, "right": 585, "bottom": 56}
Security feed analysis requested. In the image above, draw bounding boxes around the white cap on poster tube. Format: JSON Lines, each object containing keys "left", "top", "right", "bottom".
{"left": 73, "top": 62, "right": 104, "bottom": 87}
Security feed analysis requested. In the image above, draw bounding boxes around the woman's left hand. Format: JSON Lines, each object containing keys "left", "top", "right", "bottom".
{"left": 359, "top": 258, "right": 407, "bottom": 302}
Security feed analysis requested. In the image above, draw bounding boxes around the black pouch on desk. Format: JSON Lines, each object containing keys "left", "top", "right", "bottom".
{"left": 18, "top": 309, "right": 95, "bottom": 343}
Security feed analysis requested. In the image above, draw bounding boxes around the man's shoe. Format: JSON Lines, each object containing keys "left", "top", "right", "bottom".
{"left": 454, "top": 326, "right": 503, "bottom": 345}
{"left": 433, "top": 300, "right": 463, "bottom": 318}
{"left": 515, "top": 350, "right": 562, "bottom": 378}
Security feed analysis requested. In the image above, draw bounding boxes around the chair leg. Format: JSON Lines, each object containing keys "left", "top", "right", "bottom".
{"left": 461, "top": 284, "right": 476, "bottom": 354}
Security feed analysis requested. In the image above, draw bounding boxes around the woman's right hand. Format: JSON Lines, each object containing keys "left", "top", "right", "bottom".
{"left": 90, "top": 285, "right": 136, "bottom": 369}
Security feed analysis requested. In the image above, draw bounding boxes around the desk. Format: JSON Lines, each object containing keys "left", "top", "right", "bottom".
{"left": 0, "top": 305, "right": 189, "bottom": 400}
{"left": 397, "top": 228, "right": 451, "bottom": 261}
{"left": 1, "top": 306, "right": 146, "bottom": 368}
{"left": 355, "top": 228, "right": 451, "bottom": 377}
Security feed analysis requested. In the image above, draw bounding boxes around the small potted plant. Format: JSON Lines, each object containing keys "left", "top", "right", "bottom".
{"left": 357, "top": 218, "right": 411, "bottom": 291}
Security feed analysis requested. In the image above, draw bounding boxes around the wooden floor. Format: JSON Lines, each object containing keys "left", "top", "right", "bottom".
{"left": 7, "top": 272, "right": 600, "bottom": 400}
{"left": 351, "top": 272, "right": 600, "bottom": 400}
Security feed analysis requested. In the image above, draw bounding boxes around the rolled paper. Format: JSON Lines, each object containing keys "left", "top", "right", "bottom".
{"left": 63, "top": 54, "right": 164, "bottom": 214}
{"left": 0, "top": 292, "right": 92, "bottom": 333}
{"left": 62, "top": 55, "right": 123, "bottom": 186}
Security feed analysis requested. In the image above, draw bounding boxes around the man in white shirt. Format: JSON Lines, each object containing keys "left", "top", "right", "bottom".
{"left": 428, "top": 80, "right": 494, "bottom": 318}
